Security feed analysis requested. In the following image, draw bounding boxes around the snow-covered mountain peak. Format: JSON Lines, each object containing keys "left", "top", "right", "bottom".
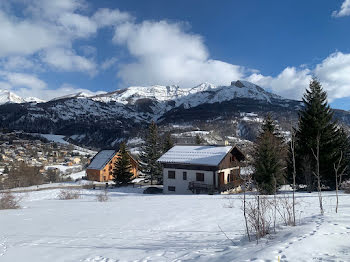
{"left": 0, "top": 89, "right": 25, "bottom": 105}
{"left": 92, "top": 84, "right": 189, "bottom": 105}
{"left": 190, "top": 82, "right": 216, "bottom": 93}
{"left": 25, "top": 97, "right": 46, "bottom": 103}
{"left": 50, "top": 92, "right": 92, "bottom": 101}
{"left": 90, "top": 80, "right": 288, "bottom": 109}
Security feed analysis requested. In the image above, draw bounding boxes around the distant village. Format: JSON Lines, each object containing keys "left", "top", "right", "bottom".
{"left": 0, "top": 130, "right": 93, "bottom": 188}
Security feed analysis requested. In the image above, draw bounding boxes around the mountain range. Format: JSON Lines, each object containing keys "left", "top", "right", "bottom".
{"left": 1, "top": 80, "right": 349, "bottom": 149}
{"left": 0, "top": 89, "right": 45, "bottom": 104}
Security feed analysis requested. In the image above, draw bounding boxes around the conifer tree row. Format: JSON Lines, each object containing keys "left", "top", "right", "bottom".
{"left": 293, "top": 78, "right": 350, "bottom": 191}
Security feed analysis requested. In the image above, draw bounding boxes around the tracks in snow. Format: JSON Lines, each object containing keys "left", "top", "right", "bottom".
{"left": 0, "top": 236, "right": 7, "bottom": 257}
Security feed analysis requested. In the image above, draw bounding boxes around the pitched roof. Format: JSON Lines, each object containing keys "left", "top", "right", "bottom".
{"left": 158, "top": 145, "right": 233, "bottom": 166}
{"left": 87, "top": 150, "right": 116, "bottom": 170}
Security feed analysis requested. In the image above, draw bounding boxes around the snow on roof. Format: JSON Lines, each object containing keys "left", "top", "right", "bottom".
{"left": 87, "top": 150, "right": 116, "bottom": 170}
{"left": 158, "top": 145, "right": 232, "bottom": 166}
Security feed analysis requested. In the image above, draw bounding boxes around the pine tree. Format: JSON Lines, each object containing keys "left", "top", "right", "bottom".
{"left": 195, "top": 134, "right": 202, "bottom": 145}
{"left": 112, "top": 142, "right": 133, "bottom": 185}
{"left": 140, "top": 122, "right": 162, "bottom": 184}
{"left": 163, "top": 132, "right": 174, "bottom": 153}
{"left": 253, "top": 115, "right": 286, "bottom": 194}
{"left": 294, "top": 78, "right": 349, "bottom": 190}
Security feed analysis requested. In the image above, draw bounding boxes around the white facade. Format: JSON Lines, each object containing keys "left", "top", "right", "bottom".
{"left": 163, "top": 168, "right": 215, "bottom": 194}
{"left": 159, "top": 145, "right": 244, "bottom": 194}
{"left": 163, "top": 166, "right": 240, "bottom": 194}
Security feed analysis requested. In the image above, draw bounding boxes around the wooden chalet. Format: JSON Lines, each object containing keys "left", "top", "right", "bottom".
{"left": 86, "top": 150, "right": 139, "bottom": 182}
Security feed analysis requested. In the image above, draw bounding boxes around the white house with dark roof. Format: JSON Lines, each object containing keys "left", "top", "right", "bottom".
{"left": 158, "top": 145, "right": 245, "bottom": 194}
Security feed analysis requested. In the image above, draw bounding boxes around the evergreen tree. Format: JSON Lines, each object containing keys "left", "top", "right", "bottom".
{"left": 261, "top": 114, "right": 276, "bottom": 134}
{"left": 163, "top": 132, "right": 174, "bottom": 153}
{"left": 253, "top": 115, "right": 286, "bottom": 194}
{"left": 112, "top": 142, "right": 133, "bottom": 185}
{"left": 195, "top": 134, "right": 202, "bottom": 145}
{"left": 294, "top": 78, "right": 349, "bottom": 190}
{"left": 140, "top": 122, "right": 162, "bottom": 184}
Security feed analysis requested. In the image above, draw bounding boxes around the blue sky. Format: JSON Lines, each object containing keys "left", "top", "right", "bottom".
{"left": 0, "top": 0, "right": 350, "bottom": 109}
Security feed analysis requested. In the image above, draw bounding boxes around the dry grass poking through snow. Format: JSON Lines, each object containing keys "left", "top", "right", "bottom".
{"left": 0, "top": 191, "right": 21, "bottom": 209}
{"left": 96, "top": 190, "right": 109, "bottom": 202}
{"left": 57, "top": 189, "right": 80, "bottom": 200}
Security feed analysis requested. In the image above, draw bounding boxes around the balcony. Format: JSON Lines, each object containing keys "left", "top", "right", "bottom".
{"left": 188, "top": 181, "right": 214, "bottom": 194}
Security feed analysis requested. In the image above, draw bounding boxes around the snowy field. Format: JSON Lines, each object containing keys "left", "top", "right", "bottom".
{"left": 0, "top": 188, "right": 350, "bottom": 262}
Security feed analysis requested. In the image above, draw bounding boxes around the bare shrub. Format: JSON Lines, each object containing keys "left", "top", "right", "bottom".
{"left": 57, "top": 189, "right": 80, "bottom": 200}
{"left": 0, "top": 191, "right": 21, "bottom": 209}
{"left": 341, "top": 180, "right": 350, "bottom": 194}
{"left": 245, "top": 195, "right": 273, "bottom": 242}
{"left": 96, "top": 190, "right": 109, "bottom": 202}
{"left": 275, "top": 194, "right": 296, "bottom": 226}
{"left": 344, "top": 186, "right": 350, "bottom": 194}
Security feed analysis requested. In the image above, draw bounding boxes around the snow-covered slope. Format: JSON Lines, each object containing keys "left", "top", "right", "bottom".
{"left": 50, "top": 92, "right": 93, "bottom": 101}
{"left": 92, "top": 80, "right": 288, "bottom": 107}
{"left": 0, "top": 90, "right": 44, "bottom": 104}
{"left": 24, "top": 97, "right": 46, "bottom": 103}
{"left": 1, "top": 188, "right": 349, "bottom": 261}
{"left": 0, "top": 89, "right": 25, "bottom": 104}
{"left": 0, "top": 80, "right": 306, "bottom": 148}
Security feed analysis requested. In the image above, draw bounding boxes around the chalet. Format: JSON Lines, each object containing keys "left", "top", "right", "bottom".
{"left": 86, "top": 150, "right": 139, "bottom": 182}
{"left": 158, "top": 145, "right": 245, "bottom": 194}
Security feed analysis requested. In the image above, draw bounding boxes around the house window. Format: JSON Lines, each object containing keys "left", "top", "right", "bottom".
{"left": 183, "top": 172, "right": 187, "bottom": 180}
{"left": 168, "top": 186, "right": 176, "bottom": 192}
{"left": 168, "top": 170, "right": 175, "bottom": 179}
{"left": 196, "top": 173, "right": 204, "bottom": 182}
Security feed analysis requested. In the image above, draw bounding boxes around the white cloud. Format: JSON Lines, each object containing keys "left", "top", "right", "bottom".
{"left": 25, "top": 0, "right": 86, "bottom": 20}
{"left": 332, "top": 0, "right": 350, "bottom": 17}
{"left": 246, "top": 52, "right": 350, "bottom": 102}
{"left": 58, "top": 12, "right": 97, "bottom": 38}
{"left": 0, "top": 71, "right": 104, "bottom": 100}
{"left": 0, "top": 10, "right": 63, "bottom": 57}
{"left": 247, "top": 67, "right": 312, "bottom": 100}
{"left": 92, "top": 8, "right": 132, "bottom": 27}
{"left": 314, "top": 52, "right": 350, "bottom": 100}
{"left": 0, "top": 81, "right": 12, "bottom": 90}
{"left": 0, "top": 1, "right": 132, "bottom": 75}
{"left": 41, "top": 48, "right": 97, "bottom": 75}
{"left": 0, "top": 71, "right": 47, "bottom": 90}
{"left": 16, "top": 83, "right": 105, "bottom": 101}
{"left": 0, "top": 56, "right": 39, "bottom": 71}
{"left": 1, "top": 0, "right": 350, "bottom": 105}
{"left": 113, "top": 21, "right": 245, "bottom": 87}
{"left": 101, "top": 57, "right": 118, "bottom": 70}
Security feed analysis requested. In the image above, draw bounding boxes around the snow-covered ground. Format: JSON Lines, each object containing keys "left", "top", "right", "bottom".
{"left": 0, "top": 189, "right": 350, "bottom": 262}
{"left": 38, "top": 134, "right": 96, "bottom": 155}
{"left": 40, "top": 134, "right": 69, "bottom": 144}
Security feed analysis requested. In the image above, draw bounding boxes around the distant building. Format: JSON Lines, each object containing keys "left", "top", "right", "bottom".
{"left": 158, "top": 145, "right": 245, "bottom": 194}
{"left": 86, "top": 150, "right": 139, "bottom": 182}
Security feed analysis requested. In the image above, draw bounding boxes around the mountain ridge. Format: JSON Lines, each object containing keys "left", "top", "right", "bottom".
{"left": 0, "top": 80, "right": 348, "bottom": 149}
